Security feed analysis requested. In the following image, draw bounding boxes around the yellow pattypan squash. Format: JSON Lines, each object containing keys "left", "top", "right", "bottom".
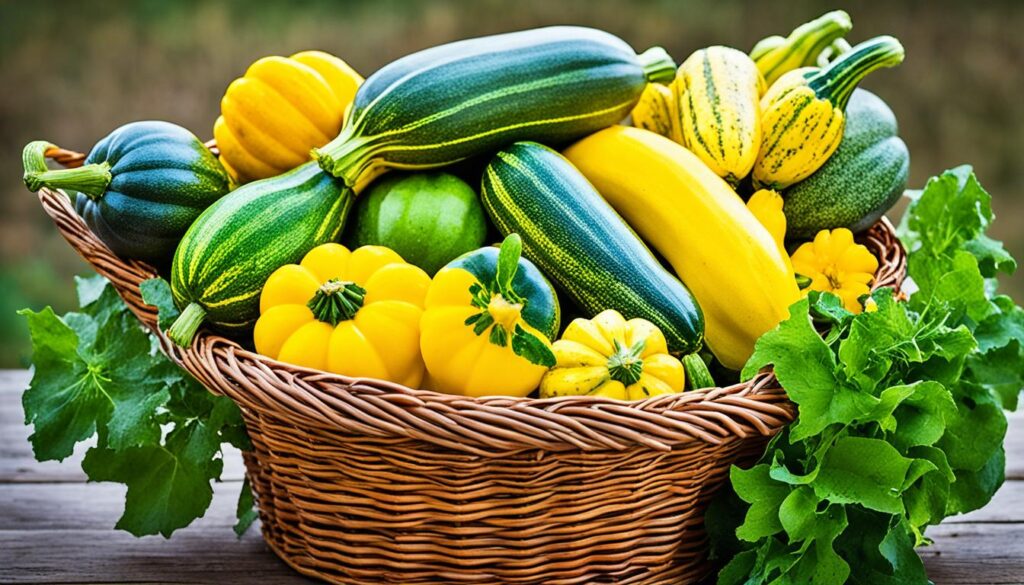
{"left": 746, "top": 188, "right": 794, "bottom": 276}
{"left": 215, "top": 50, "right": 363, "bottom": 184}
{"left": 254, "top": 243, "right": 430, "bottom": 387}
{"left": 791, "top": 228, "right": 878, "bottom": 313}
{"left": 420, "top": 234, "right": 560, "bottom": 398}
{"left": 540, "top": 310, "right": 685, "bottom": 400}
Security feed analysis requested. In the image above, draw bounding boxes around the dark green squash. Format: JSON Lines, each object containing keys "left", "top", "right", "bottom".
{"left": 22, "top": 121, "right": 231, "bottom": 265}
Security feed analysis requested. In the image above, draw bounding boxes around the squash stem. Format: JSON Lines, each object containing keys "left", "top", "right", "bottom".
{"left": 754, "top": 10, "right": 852, "bottom": 83}
{"left": 22, "top": 141, "right": 111, "bottom": 199}
{"left": 167, "top": 302, "right": 207, "bottom": 348}
{"left": 682, "top": 353, "right": 715, "bottom": 390}
{"left": 809, "top": 35, "right": 905, "bottom": 110}
{"left": 312, "top": 131, "right": 379, "bottom": 190}
{"left": 607, "top": 339, "right": 645, "bottom": 386}
{"left": 637, "top": 47, "right": 677, "bottom": 84}
{"left": 308, "top": 279, "right": 366, "bottom": 325}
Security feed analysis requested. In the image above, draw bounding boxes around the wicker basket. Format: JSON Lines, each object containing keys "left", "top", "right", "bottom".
{"left": 35, "top": 145, "right": 906, "bottom": 585}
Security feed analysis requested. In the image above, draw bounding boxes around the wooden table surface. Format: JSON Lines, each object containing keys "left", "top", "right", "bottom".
{"left": 1, "top": 369, "right": 1021, "bottom": 584}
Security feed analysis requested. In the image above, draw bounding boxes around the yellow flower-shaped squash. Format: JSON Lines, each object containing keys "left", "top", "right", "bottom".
{"left": 540, "top": 310, "right": 685, "bottom": 401}
{"left": 254, "top": 243, "right": 430, "bottom": 387}
{"left": 421, "top": 235, "right": 560, "bottom": 398}
{"left": 215, "top": 50, "right": 363, "bottom": 184}
{"left": 791, "top": 228, "right": 878, "bottom": 313}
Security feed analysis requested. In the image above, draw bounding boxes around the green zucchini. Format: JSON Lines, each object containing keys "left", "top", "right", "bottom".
{"left": 783, "top": 88, "right": 910, "bottom": 239}
{"left": 22, "top": 121, "right": 230, "bottom": 266}
{"left": 480, "top": 141, "right": 704, "bottom": 355}
{"left": 167, "top": 162, "right": 350, "bottom": 346}
{"left": 314, "top": 26, "right": 676, "bottom": 188}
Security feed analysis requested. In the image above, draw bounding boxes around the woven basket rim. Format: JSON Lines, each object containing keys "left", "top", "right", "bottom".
{"left": 35, "top": 143, "right": 907, "bottom": 453}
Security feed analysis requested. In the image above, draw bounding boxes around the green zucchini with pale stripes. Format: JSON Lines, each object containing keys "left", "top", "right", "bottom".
{"left": 480, "top": 141, "right": 704, "bottom": 355}
{"left": 167, "top": 162, "right": 350, "bottom": 346}
{"left": 314, "top": 26, "right": 676, "bottom": 188}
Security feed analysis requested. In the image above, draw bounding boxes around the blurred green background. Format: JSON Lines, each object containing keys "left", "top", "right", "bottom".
{"left": 2, "top": 0, "right": 1022, "bottom": 366}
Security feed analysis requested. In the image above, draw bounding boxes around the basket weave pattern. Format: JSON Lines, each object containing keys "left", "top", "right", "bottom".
{"left": 36, "top": 146, "right": 906, "bottom": 584}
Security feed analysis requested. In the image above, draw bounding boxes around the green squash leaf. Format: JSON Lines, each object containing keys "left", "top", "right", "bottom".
{"left": 714, "top": 166, "right": 1023, "bottom": 584}
{"left": 494, "top": 233, "right": 523, "bottom": 300}
{"left": 140, "top": 277, "right": 181, "bottom": 331}
{"left": 511, "top": 324, "right": 555, "bottom": 367}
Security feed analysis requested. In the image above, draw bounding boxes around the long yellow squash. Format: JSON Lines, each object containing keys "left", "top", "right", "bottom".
{"left": 563, "top": 126, "right": 800, "bottom": 370}
{"left": 672, "top": 46, "right": 764, "bottom": 186}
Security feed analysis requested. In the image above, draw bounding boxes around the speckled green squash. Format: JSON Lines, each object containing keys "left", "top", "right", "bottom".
{"left": 480, "top": 141, "right": 704, "bottom": 355}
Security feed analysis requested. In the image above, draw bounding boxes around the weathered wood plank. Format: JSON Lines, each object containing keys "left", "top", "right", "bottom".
{"left": 943, "top": 479, "right": 1024, "bottom": 524}
{"left": 921, "top": 523, "right": 1024, "bottom": 584}
{"left": 1, "top": 482, "right": 1021, "bottom": 584}
{"left": 0, "top": 482, "right": 312, "bottom": 584}
{"left": 0, "top": 370, "right": 245, "bottom": 483}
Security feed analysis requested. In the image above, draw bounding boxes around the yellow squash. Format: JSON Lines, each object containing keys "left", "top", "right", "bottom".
{"left": 540, "top": 310, "right": 685, "bottom": 400}
{"left": 746, "top": 189, "right": 793, "bottom": 275}
{"left": 564, "top": 126, "right": 800, "bottom": 370}
{"left": 630, "top": 83, "right": 682, "bottom": 143}
{"left": 754, "top": 36, "right": 905, "bottom": 189}
{"left": 215, "top": 51, "right": 363, "bottom": 184}
{"left": 750, "top": 10, "right": 852, "bottom": 86}
{"left": 420, "top": 235, "right": 560, "bottom": 398}
{"left": 672, "top": 46, "right": 765, "bottom": 186}
{"left": 254, "top": 243, "right": 430, "bottom": 387}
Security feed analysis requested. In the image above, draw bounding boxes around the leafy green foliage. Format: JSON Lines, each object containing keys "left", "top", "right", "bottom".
{"left": 712, "top": 167, "right": 1023, "bottom": 584}
{"left": 20, "top": 276, "right": 254, "bottom": 537}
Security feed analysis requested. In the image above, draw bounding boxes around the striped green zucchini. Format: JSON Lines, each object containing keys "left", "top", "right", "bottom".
{"left": 167, "top": 162, "right": 350, "bottom": 346}
{"left": 314, "top": 26, "right": 676, "bottom": 188}
{"left": 480, "top": 141, "right": 704, "bottom": 355}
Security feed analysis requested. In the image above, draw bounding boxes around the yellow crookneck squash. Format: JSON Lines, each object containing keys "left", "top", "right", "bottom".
{"left": 420, "top": 234, "right": 560, "bottom": 398}
{"left": 254, "top": 243, "right": 430, "bottom": 387}
{"left": 540, "top": 310, "right": 685, "bottom": 400}
{"left": 563, "top": 126, "right": 800, "bottom": 371}
{"left": 753, "top": 36, "right": 904, "bottom": 189}
{"left": 215, "top": 51, "right": 363, "bottom": 184}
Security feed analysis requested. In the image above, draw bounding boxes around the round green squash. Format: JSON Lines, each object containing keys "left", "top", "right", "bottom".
{"left": 783, "top": 88, "right": 910, "bottom": 240}
{"left": 346, "top": 172, "right": 488, "bottom": 274}
{"left": 22, "top": 121, "right": 231, "bottom": 266}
